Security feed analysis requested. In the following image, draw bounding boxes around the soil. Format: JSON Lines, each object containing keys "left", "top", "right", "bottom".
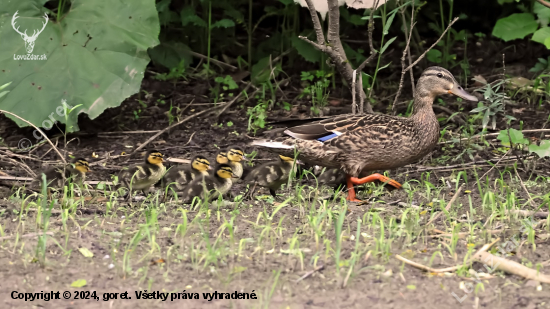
{"left": 0, "top": 37, "right": 549, "bottom": 309}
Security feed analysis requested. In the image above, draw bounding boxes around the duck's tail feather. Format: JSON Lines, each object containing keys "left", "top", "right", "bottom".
{"left": 250, "top": 139, "right": 295, "bottom": 150}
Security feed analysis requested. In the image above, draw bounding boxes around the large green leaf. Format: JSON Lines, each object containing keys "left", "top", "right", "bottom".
{"left": 496, "top": 128, "right": 529, "bottom": 147}
{"left": 533, "top": 27, "right": 550, "bottom": 49}
{"left": 529, "top": 140, "right": 550, "bottom": 158}
{"left": 492, "top": 13, "right": 538, "bottom": 42}
{"left": 0, "top": 0, "right": 160, "bottom": 131}
{"left": 534, "top": 2, "right": 550, "bottom": 26}
{"left": 291, "top": 36, "right": 321, "bottom": 63}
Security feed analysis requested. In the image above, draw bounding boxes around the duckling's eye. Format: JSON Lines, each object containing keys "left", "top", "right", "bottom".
{"left": 437, "top": 73, "right": 443, "bottom": 78}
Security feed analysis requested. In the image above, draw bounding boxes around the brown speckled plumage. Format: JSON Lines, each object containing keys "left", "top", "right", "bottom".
{"left": 252, "top": 67, "right": 478, "bottom": 179}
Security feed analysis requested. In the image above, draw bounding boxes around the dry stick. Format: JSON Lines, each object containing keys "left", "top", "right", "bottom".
{"left": 0, "top": 232, "right": 54, "bottom": 241}
{"left": 392, "top": 1, "right": 416, "bottom": 110}
{"left": 295, "top": 264, "right": 324, "bottom": 283}
{"left": 439, "top": 129, "right": 550, "bottom": 145}
{"left": 354, "top": 0, "right": 379, "bottom": 114}
{"left": 402, "top": 155, "right": 535, "bottom": 174}
{"left": 133, "top": 104, "right": 225, "bottom": 154}
{"left": 404, "top": 17, "right": 459, "bottom": 72}
{"left": 396, "top": 238, "right": 500, "bottom": 273}
{"left": 507, "top": 209, "right": 549, "bottom": 219}
{"left": 474, "top": 148, "right": 511, "bottom": 187}
{"left": 189, "top": 51, "right": 237, "bottom": 71}
{"left": 426, "top": 183, "right": 464, "bottom": 226}
{"left": 0, "top": 149, "right": 42, "bottom": 162}
{"left": 538, "top": 0, "right": 550, "bottom": 8}
{"left": 514, "top": 166, "right": 536, "bottom": 208}
{"left": 98, "top": 130, "right": 160, "bottom": 135}
{"left": 0, "top": 110, "right": 66, "bottom": 164}
{"left": 216, "top": 83, "right": 253, "bottom": 117}
{"left": 0, "top": 155, "right": 36, "bottom": 177}
{"left": 300, "top": 0, "right": 376, "bottom": 113}
{"left": 351, "top": 70, "right": 357, "bottom": 115}
{"left": 474, "top": 251, "right": 550, "bottom": 284}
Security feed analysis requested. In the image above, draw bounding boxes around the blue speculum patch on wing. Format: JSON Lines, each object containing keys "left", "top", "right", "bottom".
{"left": 317, "top": 132, "right": 340, "bottom": 142}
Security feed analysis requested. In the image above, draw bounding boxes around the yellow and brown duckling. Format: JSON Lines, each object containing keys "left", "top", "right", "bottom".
{"left": 161, "top": 155, "right": 211, "bottom": 192}
{"left": 33, "top": 158, "right": 90, "bottom": 189}
{"left": 118, "top": 149, "right": 166, "bottom": 197}
{"left": 181, "top": 164, "right": 238, "bottom": 203}
{"left": 315, "top": 167, "right": 346, "bottom": 192}
{"left": 215, "top": 150, "right": 229, "bottom": 165}
{"left": 226, "top": 146, "right": 248, "bottom": 179}
{"left": 244, "top": 155, "right": 302, "bottom": 198}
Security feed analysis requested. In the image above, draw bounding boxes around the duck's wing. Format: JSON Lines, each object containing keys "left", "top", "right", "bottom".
{"left": 284, "top": 114, "right": 408, "bottom": 144}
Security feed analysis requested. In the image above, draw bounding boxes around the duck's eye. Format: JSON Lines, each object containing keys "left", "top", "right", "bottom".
{"left": 437, "top": 73, "right": 443, "bottom": 78}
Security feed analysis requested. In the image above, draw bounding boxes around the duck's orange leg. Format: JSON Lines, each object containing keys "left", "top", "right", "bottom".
{"left": 349, "top": 173, "right": 402, "bottom": 189}
{"left": 346, "top": 175, "right": 363, "bottom": 202}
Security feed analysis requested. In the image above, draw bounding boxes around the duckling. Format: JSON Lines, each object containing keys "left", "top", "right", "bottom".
{"left": 315, "top": 167, "right": 346, "bottom": 192}
{"left": 226, "top": 146, "right": 248, "bottom": 179}
{"left": 181, "top": 164, "right": 237, "bottom": 203}
{"left": 215, "top": 150, "right": 229, "bottom": 165}
{"left": 244, "top": 155, "right": 302, "bottom": 199}
{"left": 33, "top": 158, "right": 90, "bottom": 189}
{"left": 161, "top": 155, "right": 211, "bottom": 193}
{"left": 118, "top": 149, "right": 166, "bottom": 198}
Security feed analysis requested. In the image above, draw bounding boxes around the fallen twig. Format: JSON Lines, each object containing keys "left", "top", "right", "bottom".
{"left": 0, "top": 155, "right": 36, "bottom": 177}
{"left": 396, "top": 238, "right": 499, "bottom": 273}
{"left": 133, "top": 105, "right": 225, "bottom": 154}
{"left": 426, "top": 184, "right": 464, "bottom": 226}
{"left": 189, "top": 51, "right": 237, "bottom": 71}
{"left": 216, "top": 83, "right": 253, "bottom": 117}
{"left": 0, "top": 109, "right": 66, "bottom": 164}
{"left": 439, "top": 129, "right": 550, "bottom": 145}
{"left": 507, "top": 209, "right": 549, "bottom": 219}
{"left": 295, "top": 264, "right": 324, "bottom": 283}
{"left": 474, "top": 251, "right": 550, "bottom": 284}
{"left": 392, "top": 0, "right": 415, "bottom": 110}
{"left": 0, "top": 232, "right": 54, "bottom": 241}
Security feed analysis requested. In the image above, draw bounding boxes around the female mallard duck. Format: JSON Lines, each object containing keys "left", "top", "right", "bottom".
{"left": 251, "top": 67, "right": 478, "bottom": 202}
{"left": 33, "top": 158, "right": 90, "bottom": 189}
{"left": 226, "top": 146, "right": 248, "bottom": 179}
{"left": 244, "top": 155, "right": 302, "bottom": 199}
{"left": 161, "top": 155, "right": 211, "bottom": 192}
{"left": 118, "top": 149, "right": 166, "bottom": 197}
{"left": 181, "top": 164, "right": 237, "bottom": 203}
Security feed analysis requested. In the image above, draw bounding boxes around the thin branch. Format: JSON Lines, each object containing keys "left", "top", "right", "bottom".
{"left": 0, "top": 110, "right": 66, "bottom": 164}
{"left": 404, "top": 17, "right": 459, "bottom": 72}
{"left": 352, "top": 70, "right": 357, "bottom": 115}
{"left": 396, "top": 238, "right": 499, "bottom": 273}
{"left": 425, "top": 184, "right": 464, "bottom": 226}
{"left": 355, "top": 0, "right": 380, "bottom": 73}
{"left": 133, "top": 105, "right": 224, "bottom": 154}
{"left": 189, "top": 51, "right": 237, "bottom": 71}
{"left": 538, "top": 0, "right": 550, "bottom": 8}
{"left": 392, "top": 0, "right": 416, "bottom": 110}
{"left": 303, "top": 0, "right": 326, "bottom": 45}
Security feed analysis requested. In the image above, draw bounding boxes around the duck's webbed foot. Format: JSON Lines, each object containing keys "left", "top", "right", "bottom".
{"left": 349, "top": 173, "right": 402, "bottom": 189}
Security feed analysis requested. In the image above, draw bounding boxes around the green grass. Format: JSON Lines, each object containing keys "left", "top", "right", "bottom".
{"left": 1, "top": 165, "right": 549, "bottom": 306}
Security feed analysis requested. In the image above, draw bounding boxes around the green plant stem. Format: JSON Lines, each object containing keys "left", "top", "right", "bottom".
{"left": 248, "top": 0, "right": 252, "bottom": 68}
{"left": 368, "top": 5, "right": 387, "bottom": 99}
{"left": 207, "top": 1, "right": 212, "bottom": 77}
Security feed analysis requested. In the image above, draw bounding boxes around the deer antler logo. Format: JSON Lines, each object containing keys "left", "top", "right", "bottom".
{"left": 11, "top": 11, "right": 49, "bottom": 54}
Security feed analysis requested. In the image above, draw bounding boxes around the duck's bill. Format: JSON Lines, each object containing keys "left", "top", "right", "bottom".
{"left": 296, "top": 159, "right": 305, "bottom": 165}
{"left": 449, "top": 84, "right": 478, "bottom": 102}
{"left": 241, "top": 156, "right": 248, "bottom": 161}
